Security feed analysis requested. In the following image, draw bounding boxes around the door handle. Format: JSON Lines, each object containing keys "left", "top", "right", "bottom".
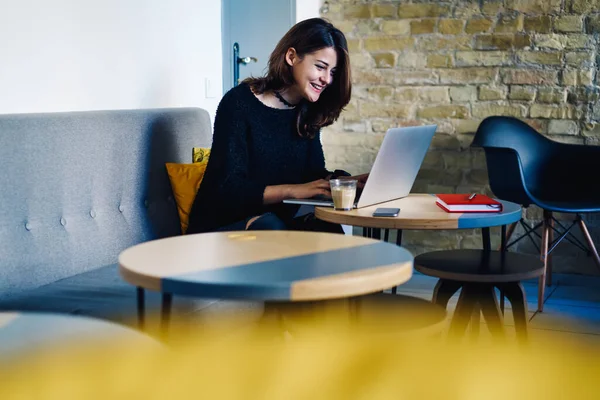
{"left": 238, "top": 56, "right": 258, "bottom": 65}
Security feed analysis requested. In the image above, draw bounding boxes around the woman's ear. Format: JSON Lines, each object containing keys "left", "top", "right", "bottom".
{"left": 285, "top": 47, "right": 297, "bottom": 67}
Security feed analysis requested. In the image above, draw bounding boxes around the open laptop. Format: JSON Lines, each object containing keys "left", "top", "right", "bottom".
{"left": 284, "top": 125, "right": 437, "bottom": 209}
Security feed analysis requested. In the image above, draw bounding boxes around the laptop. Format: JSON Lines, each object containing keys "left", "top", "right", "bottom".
{"left": 284, "top": 125, "right": 437, "bottom": 209}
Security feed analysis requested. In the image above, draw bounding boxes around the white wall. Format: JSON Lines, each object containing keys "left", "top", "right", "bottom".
{"left": 296, "top": 0, "right": 321, "bottom": 22}
{"left": 0, "top": 0, "right": 222, "bottom": 119}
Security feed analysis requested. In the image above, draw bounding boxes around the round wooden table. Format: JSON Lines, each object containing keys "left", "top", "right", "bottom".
{"left": 0, "top": 312, "right": 161, "bottom": 359}
{"left": 315, "top": 193, "right": 522, "bottom": 231}
{"left": 119, "top": 231, "right": 413, "bottom": 332}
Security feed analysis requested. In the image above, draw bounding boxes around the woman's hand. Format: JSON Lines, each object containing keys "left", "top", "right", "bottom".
{"left": 350, "top": 173, "right": 369, "bottom": 189}
{"left": 263, "top": 179, "right": 331, "bottom": 205}
{"left": 288, "top": 179, "right": 331, "bottom": 199}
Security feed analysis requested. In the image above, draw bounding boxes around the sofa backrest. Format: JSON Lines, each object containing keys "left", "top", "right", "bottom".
{"left": 0, "top": 108, "right": 212, "bottom": 295}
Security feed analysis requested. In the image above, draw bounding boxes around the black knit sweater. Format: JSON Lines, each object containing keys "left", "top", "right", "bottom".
{"left": 187, "top": 83, "right": 330, "bottom": 233}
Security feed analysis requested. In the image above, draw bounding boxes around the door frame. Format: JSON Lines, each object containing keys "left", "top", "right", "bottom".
{"left": 221, "top": 0, "right": 296, "bottom": 94}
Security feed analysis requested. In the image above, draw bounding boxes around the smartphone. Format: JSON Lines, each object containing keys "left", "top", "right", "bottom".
{"left": 373, "top": 207, "right": 400, "bottom": 217}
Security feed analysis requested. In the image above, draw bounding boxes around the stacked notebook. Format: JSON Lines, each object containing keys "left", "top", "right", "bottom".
{"left": 436, "top": 194, "right": 503, "bottom": 213}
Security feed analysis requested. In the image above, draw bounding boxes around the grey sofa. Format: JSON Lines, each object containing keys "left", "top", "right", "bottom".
{"left": 0, "top": 108, "right": 216, "bottom": 325}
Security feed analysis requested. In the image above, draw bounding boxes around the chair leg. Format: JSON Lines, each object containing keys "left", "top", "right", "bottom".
{"left": 478, "top": 285, "right": 505, "bottom": 341}
{"left": 538, "top": 211, "right": 551, "bottom": 312}
{"left": 577, "top": 218, "right": 600, "bottom": 271}
{"left": 546, "top": 213, "right": 554, "bottom": 286}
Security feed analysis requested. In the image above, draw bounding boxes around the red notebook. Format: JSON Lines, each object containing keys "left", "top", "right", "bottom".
{"left": 435, "top": 194, "right": 503, "bottom": 213}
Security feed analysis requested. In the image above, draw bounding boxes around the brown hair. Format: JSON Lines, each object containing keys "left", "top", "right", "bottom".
{"left": 244, "top": 18, "right": 352, "bottom": 138}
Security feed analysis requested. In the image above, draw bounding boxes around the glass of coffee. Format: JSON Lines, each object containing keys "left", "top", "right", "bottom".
{"left": 329, "top": 179, "right": 357, "bottom": 211}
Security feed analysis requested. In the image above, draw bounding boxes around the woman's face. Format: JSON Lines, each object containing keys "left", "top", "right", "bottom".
{"left": 287, "top": 46, "right": 338, "bottom": 103}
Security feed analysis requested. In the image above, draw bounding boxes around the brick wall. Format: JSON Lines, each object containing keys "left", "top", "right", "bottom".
{"left": 322, "top": 0, "right": 600, "bottom": 274}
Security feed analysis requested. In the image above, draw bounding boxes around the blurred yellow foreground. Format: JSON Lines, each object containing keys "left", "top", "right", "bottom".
{"left": 1, "top": 307, "right": 599, "bottom": 400}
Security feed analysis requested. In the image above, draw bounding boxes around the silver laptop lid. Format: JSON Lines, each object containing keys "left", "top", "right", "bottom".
{"left": 357, "top": 125, "right": 436, "bottom": 208}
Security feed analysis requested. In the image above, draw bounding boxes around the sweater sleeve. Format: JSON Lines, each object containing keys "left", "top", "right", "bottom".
{"left": 304, "top": 131, "right": 331, "bottom": 182}
{"left": 208, "top": 90, "right": 266, "bottom": 218}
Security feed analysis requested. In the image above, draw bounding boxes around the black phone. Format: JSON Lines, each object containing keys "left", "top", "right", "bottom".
{"left": 373, "top": 207, "right": 400, "bottom": 217}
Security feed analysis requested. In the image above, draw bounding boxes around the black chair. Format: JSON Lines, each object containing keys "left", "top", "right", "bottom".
{"left": 472, "top": 116, "right": 600, "bottom": 312}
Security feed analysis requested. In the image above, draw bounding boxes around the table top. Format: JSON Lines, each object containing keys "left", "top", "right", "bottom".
{"left": 315, "top": 194, "right": 522, "bottom": 230}
{"left": 0, "top": 312, "right": 160, "bottom": 358}
{"left": 119, "top": 231, "right": 413, "bottom": 302}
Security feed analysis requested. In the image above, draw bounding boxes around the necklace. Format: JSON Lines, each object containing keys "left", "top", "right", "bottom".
{"left": 274, "top": 91, "right": 298, "bottom": 108}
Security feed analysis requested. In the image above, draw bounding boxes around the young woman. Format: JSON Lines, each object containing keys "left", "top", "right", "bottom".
{"left": 187, "top": 18, "right": 366, "bottom": 234}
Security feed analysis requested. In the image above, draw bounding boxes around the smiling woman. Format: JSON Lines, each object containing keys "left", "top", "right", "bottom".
{"left": 187, "top": 18, "right": 365, "bottom": 235}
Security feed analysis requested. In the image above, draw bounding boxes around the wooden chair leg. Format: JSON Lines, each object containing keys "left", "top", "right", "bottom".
{"left": 501, "top": 282, "right": 529, "bottom": 345}
{"left": 432, "top": 279, "right": 462, "bottom": 309}
{"left": 478, "top": 285, "right": 505, "bottom": 341}
{"left": 578, "top": 218, "right": 600, "bottom": 271}
{"left": 538, "top": 211, "right": 551, "bottom": 312}
{"left": 547, "top": 213, "right": 554, "bottom": 286}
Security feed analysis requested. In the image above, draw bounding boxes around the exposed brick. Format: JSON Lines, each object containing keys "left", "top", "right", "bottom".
{"left": 394, "top": 88, "right": 419, "bottom": 102}
{"left": 411, "top": 19, "right": 436, "bottom": 34}
{"left": 347, "top": 39, "right": 361, "bottom": 52}
{"left": 370, "top": 4, "right": 397, "bottom": 18}
{"left": 537, "top": 87, "right": 566, "bottom": 103}
{"left": 371, "top": 52, "right": 397, "bottom": 68}
{"left": 587, "top": 15, "right": 600, "bottom": 34}
{"left": 454, "top": 2, "right": 481, "bottom": 18}
{"left": 418, "top": 36, "right": 472, "bottom": 50}
{"left": 450, "top": 86, "right": 478, "bottom": 102}
{"left": 440, "top": 68, "right": 498, "bottom": 84}
{"left": 362, "top": 86, "right": 394, "bottom": 101}
{"left": 506, "top": 0, "right": 562, "bottom": 13}
{"left": 398, "top": 4, "right": 451, "bottom": 18}
{"left": 523, "top": 119, "right": 549, "bottom": 133}
{"left": 474, "top": 34, "right": 531, "bottom": 50}
{"left": 495, "top": 15, "right": 524, "bottom": 33}
{"left": 439, "top": 19, "right": 464, "bottom": 35}
{"left": 554, "top": 16, "right": 584, "bottom": 33}
{"left": 417, "top": 105, "right": 470, "bottom": 119}
{"left": 565, "top": 52, "right": 595, "bottom": 68}
{"left": 360, "top": 103, "right": 412, "bottom": 118}
{"left": 479, "top": 86, "right": 508, "bottom": 100}
{"left": 565, "top": 34, "right": 595, "bottom": 49}
{"left": 561, "top": 69, "right": 594, "bottom": 86}
{"left": 583, "top": 123, "right": 600, "bottom": 137}
{"left": 501, "top": 69, "right": 558, "bottom": 85}
{"left": 530, "top": 104, "right": 582, "bottom": 119}
{"left": 465, "top": 17, "right": 494, "bottom": 34}
{"left": 567, "top": 87, "right": 600, "bottom": 103}
{"left": 344, "top": 5, "right": 371, "bottom": 19}
{"left": 472, "top": 103, "right": 527, "bottom": 118}
{"left": 569, "top": 0, "right": 600, "bottom": 13}
{"left": 524, "top": 16, "right": 552, "bottom": 33}
{"left": 548, "top": 120, "right": 579, "bottom": 135}
{"left": 342, "top": 119, "right": 368, "bottom": 133}
{"left": 397, "top": 51, "right": 428, "bottom": 69}
{"left": 395, "top": 71, "right": 439, "bottom": 85}
{"left": 455, "top": 51, "right": 511, "bottom": 66}
{"left": 427, "top": 54, "right": 453, "bottom": 68}
{"left": 364, "top": 37, "right": 414, "bottom": 51}
{"left": 356, "top": 20, "right": 380, "bottom": 37}
{"left": 349, "top": 53, "right": 373, "bottom": 70}
{"left": 419, "top": 87, "right": 450, "bottom": 103}
{"left": 453, "top": 119, "right": 482, "bottom": 134}
{"left": 381, "top": 20, "right": 411, "bottom": 35}
{"left": 332, "top": 20, "right": 355, "bottom": 35}
{"left": 516, "top": 51, "right": 562, "bottom": 66}
{"left": 534, "top": 34, "right": 567, "bottom": 49}
{"left": 509, "top": 86, "right": 536, "bottom": 101}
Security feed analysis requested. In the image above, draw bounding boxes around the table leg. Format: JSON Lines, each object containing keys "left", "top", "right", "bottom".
{"left": 478, "top": 284, "right": 505, "bottom": 342}
{"left": 432, "top": 279, "right": 462, "bottom": 309}
{"left": 390, "top": 230, "right": 403, "bottom": 295}
{"left": 470, "top": 304, "right": 481, "bottom": 342}
{"left": 499, "top": 225, "right": 506, "bottom": 315}
{"left": 161, "top": 292, "right": 173, "bottom": 339}
{"left": 448, "top": 285, "right": 478, "bottom": 339}
{"left": 482, "top": 227, "right": 491, "bottom": 252}
{"left": 383, "top": 229, "right": 389, "bottom": 242}
{"left": 372, "top": 228, "right": 381, "bottom": 240}
{"left": 136, "top": 287, "right": 145, "bottom": 330}
{"left": 500, "top": 282, "right": 529, "bottom": 345}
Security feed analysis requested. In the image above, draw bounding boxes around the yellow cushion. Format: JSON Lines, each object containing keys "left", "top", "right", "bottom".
{"left": 166, "top": 147, "right": 211, "bottom": 234}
